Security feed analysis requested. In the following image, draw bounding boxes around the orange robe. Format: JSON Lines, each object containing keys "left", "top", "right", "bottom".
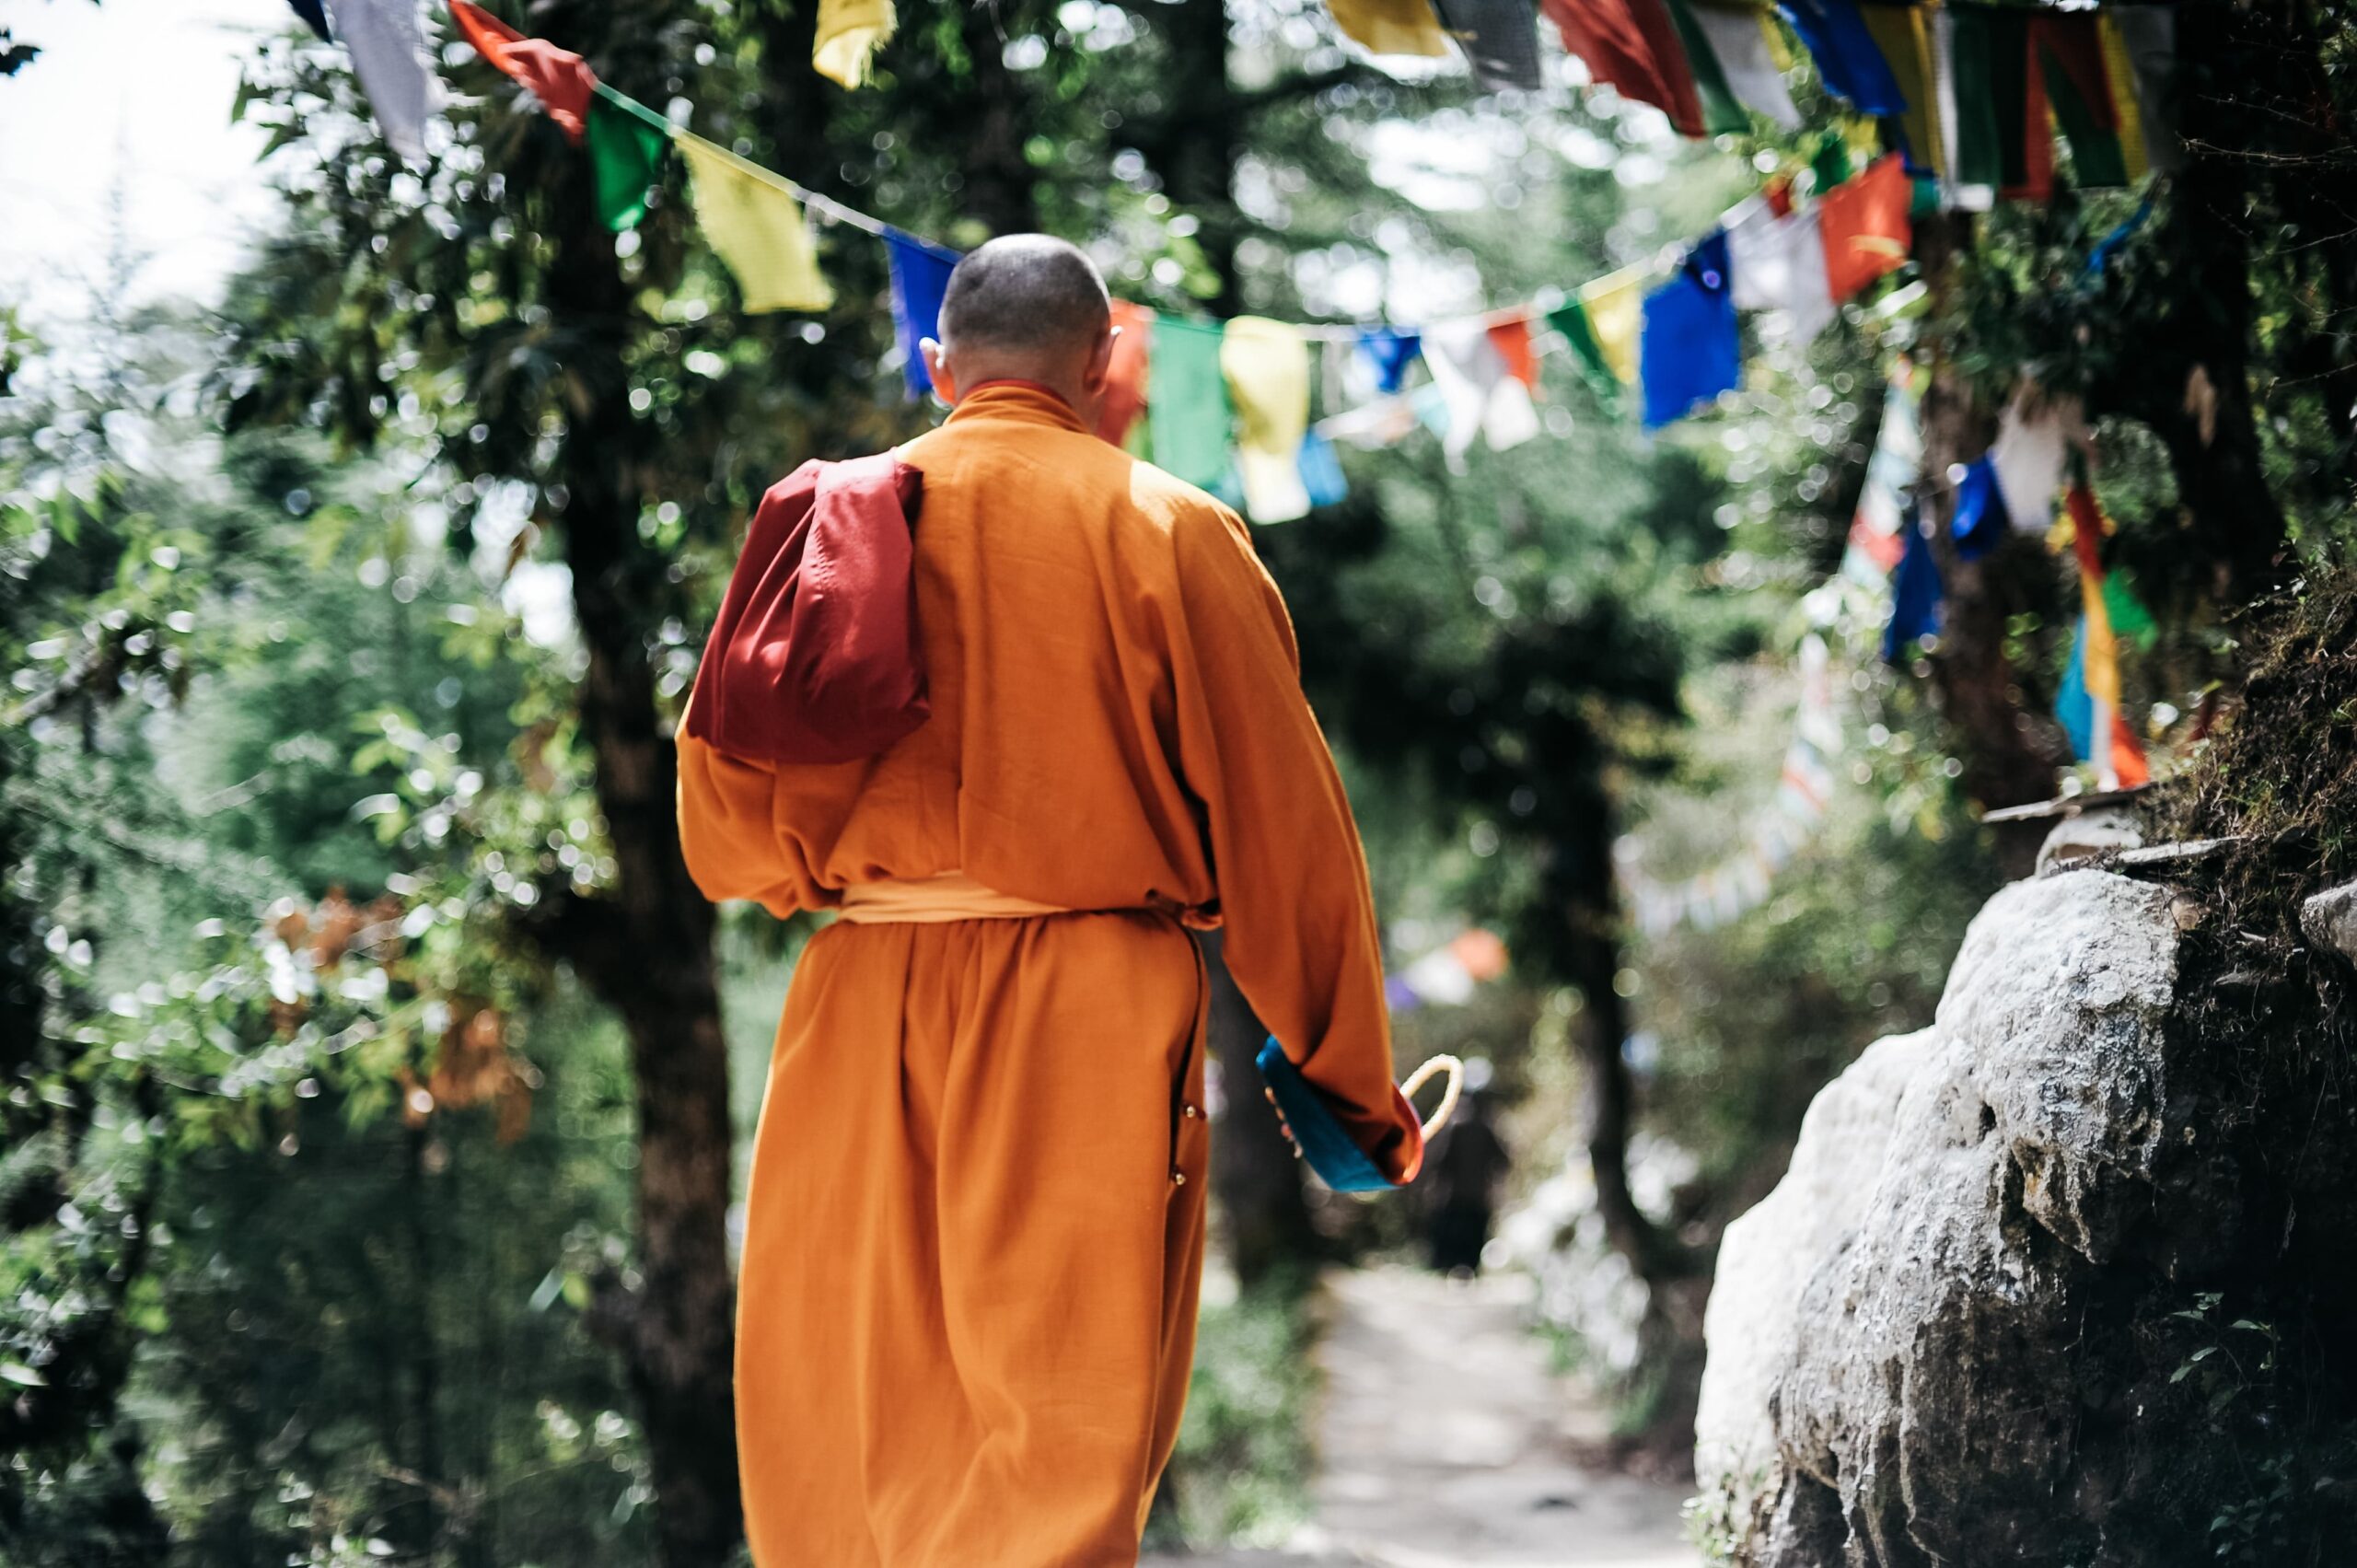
{"left": 677, "top": 381, "right": 1421, "bottom": 1567}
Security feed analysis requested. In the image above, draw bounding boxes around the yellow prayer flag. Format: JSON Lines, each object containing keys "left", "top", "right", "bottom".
{"left": 1220, "top": 318, "right": 1312, "bottom": 525}
{"left": 814, "top": 0, "right": 895, "bottom": 89}
{"left": 672, "top": 131, "right": 835, "bottom": 314}
{"left": 1329, "top": 0, "right": 1451, "bottom": 59}
{"left": 2097, "top": 13, "right": 2149, "bottom": 184}
{"left": 1578, "top": 269, "right": 1643, "bottom": 386}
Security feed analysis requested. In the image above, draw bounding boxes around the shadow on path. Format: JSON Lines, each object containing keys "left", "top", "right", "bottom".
{"left": 1148, "top": 1267, "right": 1698, "bottom": 1568}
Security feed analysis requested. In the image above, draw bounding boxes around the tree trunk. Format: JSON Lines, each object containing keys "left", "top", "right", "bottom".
{"left": 545, "top": 168, "right": 743, "bottom": 1568}
{"left": 1911, "top": 213, "right": 2072, "bottom": 865}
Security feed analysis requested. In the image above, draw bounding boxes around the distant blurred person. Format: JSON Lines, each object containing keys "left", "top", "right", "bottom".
{"left": 677, "top": 236, "right": 1423, "bottom": 1567}
{"left": 1422, "top": 1060, "right": 1510, "bottom": 1276}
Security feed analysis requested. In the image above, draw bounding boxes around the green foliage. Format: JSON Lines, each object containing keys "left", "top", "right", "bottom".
{"left": 1147, "top": 1269, "right": 1320, "bottom": 1551}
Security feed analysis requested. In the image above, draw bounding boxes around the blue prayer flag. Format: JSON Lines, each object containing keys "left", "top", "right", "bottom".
{"left": 1298, "top": 431, "right": 1350, "bottom": 509}
{"left": 1949, "top": 455, "right": 2010, "bottom": 561}
{"left": 885, "top": 231, "right": 961, "bottom": 400}
{"left": 1884, "top": 501, "right": 1944, "bottom": 660}
{"left": 1639, "top": 231, "right": 1739, "bottom": 430}
{"left": 2055, "top": 615, "right": 2096, "bottom": 760}
{"left": 1776, "top": 0, "right": 1908, "bottom": 117}
{"left": 1357, "top": 328, "right": 1423, "bottom": 395}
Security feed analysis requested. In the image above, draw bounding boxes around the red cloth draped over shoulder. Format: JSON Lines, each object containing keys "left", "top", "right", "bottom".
{"left": 683, "top": 453, "right": 929, "bottom": 765}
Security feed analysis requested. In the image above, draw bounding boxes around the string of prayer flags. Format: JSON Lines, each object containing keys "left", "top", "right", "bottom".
{"left": 1817, "top": 153, "right": 1911, "bottom": 300}
{"left": 1577, "top": 269, "right": 1643, "bottom": 387}
{"left": 1222, "top": 319, "right": 1316, "bottom": 524}
{"left": 1358, "top": 328, "right": 1424, "bottom": 396}
{"left": 1433, "top": 0, "right": 1546, "bottom": 92}
{"left": 2057, "top": 484, "right": 2151, "bottom": 788}
{"left": 1329, "top": 0, "right": 1454, "bottom": 58}
{"left": 1674, "top": 0, "right": 1803, "bottom": 134}
{"left": 1098, "top": 300, "right": 1154, "bottom": 447}
{"left": 1422, "top": 319, "right": 1542, "bottom": 466}
{"left": 813, "top": 0, "right": 895, "bottom": 87}
{"left": 1147, "top": 318, "right": 1233, "bottom": 491}
{"left": 327, "top": 0, "right": 436, "bottom": 161}
{"left": 884, "top": 231, "right": 959, "bottom": 398}
{"left": 449, "top": 1, "right": 592, "bottom": 142}
{"left": 586, "top": 87, "right": 670, "bottom": 232}
{"left": 1640, "top": 231, "right": 1740, "bottom": 429}
{"left": 673, "top": 131, "right": 835, "bottom": 314}
{"left": 1725, "top": 198, "right": 1835, "bottom": 343}
{"left": 1540, "top": 0, "right": 1706, "bottom": 138}
{"left": 289, "top": 0, "right": 332, "bottom": 44}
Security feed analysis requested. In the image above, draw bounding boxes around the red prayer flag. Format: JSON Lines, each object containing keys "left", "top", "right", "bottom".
{"left": 1540, "top": 0, "right": 1706, "bottom": 138}
{"left": 449, "top": 1, "right": 598, "bottom": 145}
{"left": 1486, "top": 317, "right": 1539, "bottom": 388}
{"left": 1817, "top": 154, "right": 1911, "bottom": 300}
{"left": 1097, "top": 299, "right": 1153, "bottom": 448}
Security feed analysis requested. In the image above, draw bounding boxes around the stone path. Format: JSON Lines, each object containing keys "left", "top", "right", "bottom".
{"left": 1145, "top": 1267, "right": 1698, "bottom": 1568}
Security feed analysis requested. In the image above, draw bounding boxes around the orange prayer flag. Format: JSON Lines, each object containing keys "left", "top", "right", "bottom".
{"left": 449, "top": 1, "right": 597, "bottom": 144}
{"left": 1486, "top": 317, "right": 1539, "bottom": 388}
{"left": 1098, "top": 300, "right": 1153, "bottom": 448}
{"left": 1817, "top": 153, "right": 1910, "bottom": 301}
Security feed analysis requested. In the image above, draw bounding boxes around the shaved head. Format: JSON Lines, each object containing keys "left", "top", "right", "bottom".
{"left": 923, "top": 236, "right": 1120, "bottom": 420}
{"left": 939, "top": 235, "right": 1111, "bottom": 358}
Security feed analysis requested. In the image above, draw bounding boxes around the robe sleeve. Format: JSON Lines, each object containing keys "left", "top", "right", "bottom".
{"left": 1164, "top": 503, "right": 1424, "bottom": 1185}
{"left": 677, "top": 730, "right": 802, "bottom": 919}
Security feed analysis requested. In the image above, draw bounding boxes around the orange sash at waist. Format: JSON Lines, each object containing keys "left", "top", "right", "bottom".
{"left": 834, "top": 872, "right": 1075, "bottom": 924}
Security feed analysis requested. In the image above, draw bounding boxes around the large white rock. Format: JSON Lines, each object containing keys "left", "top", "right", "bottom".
{"left": 2302, "top": 879, "right": 2357, "bottom": 968}
{"left": 1693, "top": 1027, "right": 1933, "bottom": 1508}
{"left": 1695, "top": 870, "right": 2185, "bottom": 1566}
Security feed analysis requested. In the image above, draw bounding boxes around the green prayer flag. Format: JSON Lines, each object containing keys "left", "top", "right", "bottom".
{"left": 1545, "top": 302, "right": 1623, "bottom": 408}
{"left": 2034, "top": 19, "right": 2130, "bottom": 188}
{"left": 1948, "top": 4, "right": 2031, "bottom": 192}
{"left": 1661, "top": 0, "right": 1748, "bottom": 137}
{"left": 1810, "top": 129, "right": 1853, "bottom": 193}
{"left": 2102, "top": 569, "right": 2157, "bottom": 650}
{"left": 1147, "top": 317, "right": 1232, "bottom": 490}
{"left": 588, "top": 87, "right": 669, "bottom": 233}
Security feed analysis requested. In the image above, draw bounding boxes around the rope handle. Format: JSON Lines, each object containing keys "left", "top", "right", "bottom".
{"left": 1400, "top": 1054, "right": 1465, "bottom": 1142}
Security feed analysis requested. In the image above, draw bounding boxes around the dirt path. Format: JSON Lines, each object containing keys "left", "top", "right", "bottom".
{"left": 1146, "top": 1267, "right": 1698, "bottom": 1568}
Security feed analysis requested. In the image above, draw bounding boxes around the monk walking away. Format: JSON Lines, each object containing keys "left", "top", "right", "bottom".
{"left": 678, "top": 235, "right": 1422, "bottom": 1567}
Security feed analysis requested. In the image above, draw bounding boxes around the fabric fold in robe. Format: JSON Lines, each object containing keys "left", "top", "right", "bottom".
{"left": 1330, "top": 0, "right": 1453, "bottom": 58}
{"left": 813, "top": 0, "right": 895, "bottom": 87}
{"left": 1640, "top": 230, "right": 1740, "bottom": 429}
{"left": 1541, "top": 0, "right": 1706, "bottom": 137}
{"left": 448, "top": 0, "right": 594, "bottom": 142}
{"left": 1432, "top": 0, "right": 1545, "bottom": 91}
{"left": 673, "top": 131, "right": 834, "bottom": 313}
{"left": 885, "top": 230, "right": 961, "bottom": 398}
{"left": 1817, "top": 153, "right": 1910, "bottom": 301}
{"left": 1147, "top": 317, "right": 1234, "bottom": 491}
{"left": 678, "top": 380, "right": 1422, "bottom": 1563}
{"left": 326, "top": 0, "right": 436, "bottom": 161}
{"left": 1221, "top": 318, "right": 1314, "bottom": 524}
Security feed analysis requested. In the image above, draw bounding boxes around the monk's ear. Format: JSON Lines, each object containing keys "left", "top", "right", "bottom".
{"left": 921, "top": 338, "right": 958, "bottom": 403}
{"left": 1081, "top": 323, "right": 1118, "bottom": 396}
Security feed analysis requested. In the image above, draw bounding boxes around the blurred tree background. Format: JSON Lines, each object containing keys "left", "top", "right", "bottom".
{"left": 6, "top": 0, "right": 2356, "bottom": 1561}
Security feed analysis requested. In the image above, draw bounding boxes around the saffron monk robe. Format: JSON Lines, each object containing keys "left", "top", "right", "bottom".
{"left": 677, "top": 235, "right": 1423, "bottom": 1568}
